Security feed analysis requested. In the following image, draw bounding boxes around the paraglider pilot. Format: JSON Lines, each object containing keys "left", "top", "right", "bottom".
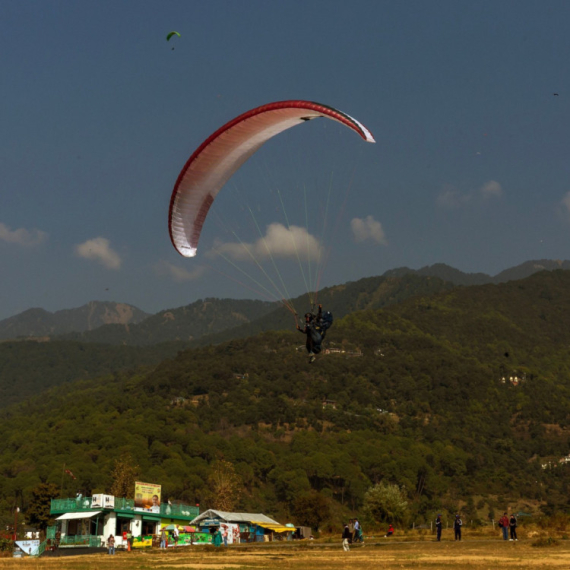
{"left": 297, "top": 305, "right": 332, "bottom": 363}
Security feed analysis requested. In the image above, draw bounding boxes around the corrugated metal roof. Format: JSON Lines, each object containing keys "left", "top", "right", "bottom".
{"left": 190, "top": 509, "right": 280, "bottom": 525}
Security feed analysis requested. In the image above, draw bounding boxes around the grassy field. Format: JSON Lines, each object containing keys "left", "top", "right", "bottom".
{"left": 1, "top": 538, "right": 569, "bottom": 570}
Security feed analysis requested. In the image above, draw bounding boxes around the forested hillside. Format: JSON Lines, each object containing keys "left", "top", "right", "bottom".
{"left": 184, "top": 273, "right": 456, "bottom": 348}
{"left": 2, "top": 270, "right": 570, "bottom": 529}
{"left": 0, "top": 340, "right": 188, "bottom": 409}
{"left": 0, "top": 275, "right": 454, "bottom": 409}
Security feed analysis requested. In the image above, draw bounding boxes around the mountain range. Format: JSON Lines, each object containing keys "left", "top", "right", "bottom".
{"left": 1, "top": 259, "right": 568, "bottom": 344}
{"left": 0, "top": 301, "right": 150, "bottom": 340}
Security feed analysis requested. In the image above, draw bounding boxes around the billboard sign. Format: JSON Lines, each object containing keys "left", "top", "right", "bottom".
{"left": 134, "top": 482, "right": 161, "bottom": 512}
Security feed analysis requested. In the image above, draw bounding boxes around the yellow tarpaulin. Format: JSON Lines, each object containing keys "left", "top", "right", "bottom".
{"left": 250, "top": 522, "right": 292, "bottom": 533}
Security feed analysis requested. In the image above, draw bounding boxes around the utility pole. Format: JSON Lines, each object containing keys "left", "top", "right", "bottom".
{"left": 13, "top": 507, "right": 19, "bottom": 542}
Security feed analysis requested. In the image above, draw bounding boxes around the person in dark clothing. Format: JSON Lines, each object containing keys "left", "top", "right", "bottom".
{"left": 297, "top": 305, "right": 324, "bottom": 363}
{"left": 509, "top": 514, "right": 518, "bottom": 541}
{"left": 499, "top": 512, "right": 509, "bottom": 540}
{"left": 435, "top": 514, "right": 442, "bottom": 541}
{"left": 454, "top": 515, "right": 462, "bottom": 541}
{"left": 342, "top": 524, "right": 351, "bottom": 551}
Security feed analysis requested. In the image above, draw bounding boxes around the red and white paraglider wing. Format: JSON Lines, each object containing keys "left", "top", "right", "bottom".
{"left": 168, "top": 100, "right": 375, "bottom": 257}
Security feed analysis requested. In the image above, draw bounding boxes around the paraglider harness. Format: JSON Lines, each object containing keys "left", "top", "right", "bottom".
{"left": 297, "top": 305, "right": 333, "bottom": 355}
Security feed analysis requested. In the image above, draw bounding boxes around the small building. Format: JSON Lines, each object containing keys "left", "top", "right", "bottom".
{"left": 48, "top": 496, "right": 199, "bottom": 551}
{"left": 190, "top": 509, "right": 291, "bottom": 543}
{"left": 345, "top": 350, "right": 363, "bottom": 357}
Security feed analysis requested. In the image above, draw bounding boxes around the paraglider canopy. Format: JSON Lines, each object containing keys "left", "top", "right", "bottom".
{"left": 168, "top": 100, "right": 375, "bottom": 258}
{"left": 166, "top": 31, "right": 181, "bottom": 41}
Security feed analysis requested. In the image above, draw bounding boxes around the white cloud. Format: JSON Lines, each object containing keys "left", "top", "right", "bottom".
{"left": 480, "top": 180, "right": 503, "bottom": 198}
{"left": 437, "top": 180, "right": 503, "bottom": 209}
{"left": 436, "top": 187, "right": 470, "bottom": 209}
{"left": 350, "top": 216, "right": 388, "bottom": 245}
{"left": 75, "top": 237, "right": 121, "bottom": 269}
{"left": 0, "top": 222, "right": 48, "bottom": 246}
{"left": 155, "top": 260, "right": 205, "bottom": 282}
{"left": 208, "top": 223, "right": 322, "bottom": 262}
{"left": 562, "top": 192, "right": 570, "bottom": 218}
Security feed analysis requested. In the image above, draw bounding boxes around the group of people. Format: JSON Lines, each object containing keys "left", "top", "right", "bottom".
{"left": 435, "top": 512, "right": 517, "bottom": 542}
{"left": 160, "top": 526, "right": 180, "bottom": 548}
{"left": 211, "top": 525, "right": 229, "bottom": 547}
{"left": 341, "top": 518, "right": 364, "bottom": 551}
{"left": 340, "top": 511, "right": 518, "bottom": 550}
{"left": 498, "top": 512, "right": 518, "bottom": 541}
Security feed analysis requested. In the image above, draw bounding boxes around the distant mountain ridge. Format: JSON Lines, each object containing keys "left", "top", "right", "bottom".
{"left": 384, "top": 259, "right": 570, "bottom": 286}
{"left": 58, "top": 298, "right": 276, "bottom": 345}
{"left": 0, "top": 301, "right": 150, "bottom": 340}
{"left": 1, "top": 259, "right": 568, "bottom": 344}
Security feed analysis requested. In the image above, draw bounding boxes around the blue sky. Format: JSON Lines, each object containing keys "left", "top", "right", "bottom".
{"left": 2, "top": 0, "right": 570, "bottom": 320}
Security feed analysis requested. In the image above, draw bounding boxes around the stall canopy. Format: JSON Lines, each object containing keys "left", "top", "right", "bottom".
{"left": 191, "top": 509, "right": 280, "bottom": 526}
{"left": 251, "top": 522, "right": 292, "bottom": 533}
{"left": 56, "top": 511, "right": 102, "bottom": 520}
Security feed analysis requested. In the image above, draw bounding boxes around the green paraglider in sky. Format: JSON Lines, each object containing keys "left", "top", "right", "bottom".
{"left": 166, "top": 31, "right": 181, "bottom": 41}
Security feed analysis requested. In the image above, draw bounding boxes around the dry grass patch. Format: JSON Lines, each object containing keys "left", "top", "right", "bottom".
{"left": 1, "top": 540, "right": 570, "bottom": 570}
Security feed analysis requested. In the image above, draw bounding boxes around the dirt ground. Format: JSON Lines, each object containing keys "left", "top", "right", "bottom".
{"left": 1, "top": 539, "right": 569, "bottom": 570}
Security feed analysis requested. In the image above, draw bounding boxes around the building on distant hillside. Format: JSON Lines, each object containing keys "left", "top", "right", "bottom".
{"left": 345, "top": 350, "right": 363, "bottom": 357}
{"left": 322, "top": 399, "right": 337, "bottom": 409}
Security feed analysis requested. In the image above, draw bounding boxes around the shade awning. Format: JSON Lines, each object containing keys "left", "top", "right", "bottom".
{"left": 142, "top": 515, "right": 161, "bottom": 522}
{"left": 250, "top": 521, "right": 292, "bottom": 533}
{"left": 115, "top": 512, "right": 135, "bottom": 519}
{"left": 56, "top": 511, "right": 102, "bottom": 521}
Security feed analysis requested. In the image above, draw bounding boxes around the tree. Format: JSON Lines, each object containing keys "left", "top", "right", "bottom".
{"left": 292, "top": 491, "right": 330, "bottom": 531}
{"left": 363, "top": 482, "right": 409, "bottom": 525}
{"left": 207, "top": 460, "right": 242, "bottom": 511}
{"left": 109, "top": 453, "right": 139, "bottom": 498}
{"left": 26, "top": 483, "right": 59, "bottom": 532}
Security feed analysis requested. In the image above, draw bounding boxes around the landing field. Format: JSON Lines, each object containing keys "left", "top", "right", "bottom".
{"left": 0, "top": 540, "right": 568, "bottom": 570}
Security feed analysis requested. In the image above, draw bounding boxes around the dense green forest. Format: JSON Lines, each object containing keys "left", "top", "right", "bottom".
{"left": 0, "top": 340, "right": 189, "bottom": 410}
{"left": 3, "top": 270, "right": 570, "bottom": 531}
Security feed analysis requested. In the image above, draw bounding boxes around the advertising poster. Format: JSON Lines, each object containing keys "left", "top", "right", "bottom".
{"left": 134, "top": 482, "right": 161, "bottom": 512}
{"left": 15, "top": 541, "right": 39, "bottom": 556}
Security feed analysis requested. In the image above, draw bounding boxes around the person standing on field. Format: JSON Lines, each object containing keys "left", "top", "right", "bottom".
{"left": 454, "top": 515, "right": 462, "bottom": 541}
{"left": 509, "top": 514, "right": 518, "bottom": 541}
{"left": 107, "top": 534, "right": 115, "bottom": 555}
{"left": 499, "top": 512, "right": 509, "bottom": 541}
{"left": 342, "top": 524, "right": 351, "bottom": 551}
{"left": 435, "top": 514, "right": 442, "bottom": 541}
